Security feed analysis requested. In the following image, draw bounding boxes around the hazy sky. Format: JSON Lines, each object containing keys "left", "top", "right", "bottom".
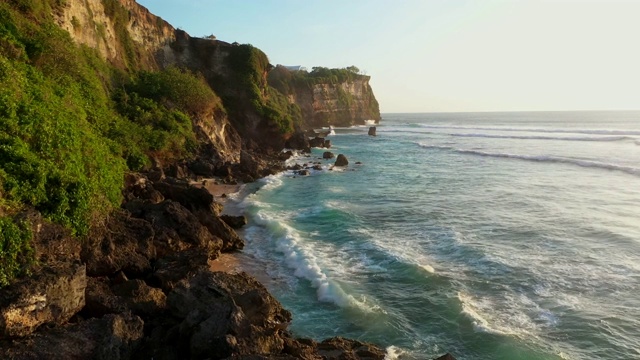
{"left": 137, "top": 0, "right": 640, "bottom": 113}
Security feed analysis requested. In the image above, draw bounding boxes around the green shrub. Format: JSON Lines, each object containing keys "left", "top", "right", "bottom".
{"left": 0, "top": 55, "right": 125, "bottom": 235}
{"left": 0, "top": 216, "right": 33, "bottom": 287}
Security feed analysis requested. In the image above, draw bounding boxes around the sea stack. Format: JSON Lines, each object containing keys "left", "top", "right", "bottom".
{"left": 368, "top": 126, "right": 377, "bottom": 136}
{"left": 335, "top": 154, "right": 349, "bottom": 166}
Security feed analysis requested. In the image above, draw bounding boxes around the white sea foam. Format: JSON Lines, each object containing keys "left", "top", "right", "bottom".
{"left": 419, "top": 264, "right": 436, "bottom": 274}
{"left": 447, "top": 133, "right": 636, "bottom": 142}
{"left": 416, "top": 142, "right": 640, "bottom": 176}
{"left": 252, "top": 210, "right": 382, "bottom": 313}
{"left": 384, "top": 345, "right": 405, "bottom": 360}
{"left": 458, "top": 292, "right": 519, "bottom": 336}
{"left": 456, "top": 291, "right": 554, "bottom": 340}
{"left": 414, "top": 124, "right": 640, "bottom": 136}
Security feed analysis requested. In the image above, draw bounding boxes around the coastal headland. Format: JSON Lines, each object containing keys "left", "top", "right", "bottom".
{"left": 0, "top": 0, "right": 452, "bottom": 358}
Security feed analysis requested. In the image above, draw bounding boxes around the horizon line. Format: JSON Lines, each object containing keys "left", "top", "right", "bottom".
{"left": 381, "top": 109, "right": 640, "bottom": 115}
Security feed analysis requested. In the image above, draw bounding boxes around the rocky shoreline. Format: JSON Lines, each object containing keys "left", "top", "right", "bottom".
{"left": 0, "top": 144, "right": 455, "bottom": 360}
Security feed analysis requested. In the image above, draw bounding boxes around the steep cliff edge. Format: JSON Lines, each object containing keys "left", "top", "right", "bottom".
{"left": 269, "top": 65, "right": 381, "bottom": 128}
{"left": 0, "top": 1, "right": 429, "bottom": 358}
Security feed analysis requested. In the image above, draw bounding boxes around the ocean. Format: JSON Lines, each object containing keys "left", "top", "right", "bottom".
{"left": 225, "top": 111, "right": 640, "bottom": 360}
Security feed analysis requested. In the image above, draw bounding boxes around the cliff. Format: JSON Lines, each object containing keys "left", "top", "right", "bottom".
{"left": 0, "top": 1, "right": 448, "bottom": 359}
{"left": 269, "top": 65, "right": 381, "bottom": 128}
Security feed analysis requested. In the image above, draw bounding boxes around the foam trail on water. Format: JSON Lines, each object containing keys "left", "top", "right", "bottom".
{"left": 413, "top": 124, "right": 640, "bottom": 136}
{"left": 447, "top": 133, "right": 636, "bottom": 142}
{"left": 384, "top": 345, "right": 405, "bottom": 360}
{"left": 417, "top": 143, "right": 640, "bottom": 176}
{"left": 419, "top": 264, "right": 436, "bottom": 274}
{"left": 458, "top": 292, "right": 516, "bottom": 337}
{"left": 251, "top": 210, "right": 382, "bottom": 313}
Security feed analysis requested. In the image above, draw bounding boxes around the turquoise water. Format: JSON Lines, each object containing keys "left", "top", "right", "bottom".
{"left": 228, "top": 112, "right": 640, "bottom": 360}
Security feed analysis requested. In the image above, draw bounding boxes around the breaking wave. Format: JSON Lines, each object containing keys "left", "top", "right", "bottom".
{"left": 417, "top": 143, "right": 640, "bottom": 176}
{"left": 413, "top": 124, "right": 640, "bottom": 136}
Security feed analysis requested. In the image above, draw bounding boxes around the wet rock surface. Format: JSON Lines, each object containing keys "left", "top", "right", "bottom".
{"left": 0, "top": 162, "right": 454, "bottom": 359}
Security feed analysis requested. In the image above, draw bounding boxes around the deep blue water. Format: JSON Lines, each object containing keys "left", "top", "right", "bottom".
{"left": 227, "top": 111, "right": 640, "bottom": 360}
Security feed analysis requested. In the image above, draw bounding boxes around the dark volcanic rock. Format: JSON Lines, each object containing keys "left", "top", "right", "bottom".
{"left": 82, "top": 209, "right": 155, "bottom": 277}
{"left": 174, "top": 271, "right": 291, "bottom": 358}
{"left": 308, "top": 137, "right": 326, "bottom": 148}
{"left": 125, "top": 200, "right": 223, "bottom": 259}
{"left": 0, "top": 263, "right": 86, "bottom": 338}
{"left": 368, "top": 126, "right": 377, "bottom": 136}
{"left": 323, "top": 151, "right": 335, "bottom": 159}
{"left": 196, "top": 211, "right": 245, "bottom": 251}
{"left": 279, "top": 150, "right": 293, "bottom": 161}
{"left": 112, "top": 279, "right": 167, "bottom": 316}
{"left": 188, "top": 158, "right": 217, "bottom": 177}
{"left": 334, "top": 154, "right": 349, "bottom": 167}
{"left": 153, "top": 177, "right": 220, "bottom": 214}
{"left": 123, "top": 173, "right": 164, "bottom": 204}
{"left": 284, "top": 131, "right": 310, "bottom": 152}
{"left": 0, "top": 313, "right": 144, "bottom": 360}
{"left": 83, "top": 277, "right": 128, "bottom": 318}
{"left": 316, "top": 337, "right": 386, "bottom": 359}
{"left": 324, "top": 139, "right": 331, "bottom": 148}
{"left": 221, "top": 214, "right": 248, "bottom": 229}
{"left": 149, "top": 248, "right": 209, "bottom": 292}
{"left": 297, "top": 169, "right": 310, "bottom": 176}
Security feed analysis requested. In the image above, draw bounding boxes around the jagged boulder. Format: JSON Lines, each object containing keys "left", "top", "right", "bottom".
{"left": 149, "top": 248, "right": 210, "bottom": 292}
{"left": 124, "top": 200, "right": 223, "bottom": 259}
{"left": 82, "top": 210, "right": 156, "bottom": 277}
{"left": 335, "top": 154, "right": 349, "bottom": 167}
{"left": 308, "top": 137, "right": 326, "bottom": 148}
{"left": 82, "top": 277, "right": 128, "bottom": 318}
{"left": 112, "top": 279, "right": 167, "bottom": 317}
{"left": 316, "top": 337, "right": 386, "bottom": 359}
{"left": 196, "top": 211, "right": 245, "bottom": 251}
{"left": 154, "top": 271, "right": 292, "bottom": 359}
{"left": 123, "top": 173, "right": 164, "bottom": 204}
{"left": 188, "top": 158, "right": 217, "bottom": 177}
{"left": 368, "top": 126, "right": 377, "bottom": 136}
{"left": 279, "top": 150, "right": 294, "bottom": 161}
{"left": 284, "top": 131, "right": 310, "bottom": 152}
{"left": 324, "top": 139, "right": 332, "bottom": 148}
{"left": 0, "top": 263, "right": 86, "bottom": 338}
{"left": 153, "top": 177, "right": 220, "bottom": 215}
{"left": 323, "top": 151, "right": 335, "bottom": 159}
{"left": 0, "top": 313, "right": 144, "bottom": 360}
{"left": 221, "top": 214, "right": 248, "bottom": 229}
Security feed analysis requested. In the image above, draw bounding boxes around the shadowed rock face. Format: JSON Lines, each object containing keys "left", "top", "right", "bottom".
{"left": 0, "top": 262, "right": 86, "bottom": 339}
{"left": 335, "top": 154, "right": 349, "bottom": 167}
{"left": 0, "top": 313, "right": 144, "bottom": 360}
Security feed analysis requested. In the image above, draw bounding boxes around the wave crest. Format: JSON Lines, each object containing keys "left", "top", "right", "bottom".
{"left": 417, "top": 143, "right": 640, "bottom": 176}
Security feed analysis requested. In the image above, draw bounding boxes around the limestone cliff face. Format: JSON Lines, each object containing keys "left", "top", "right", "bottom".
{"left": 306, "top": 77, "right": 381, "bottom": 128}
{"left": 269, "top": 67, "right": 381, "bottom": 129}
{"left": 55, "top": 0, "right": 380, "bottom": 155}
{"left": 54, "top": 0, "right": 247, "bottom": 162}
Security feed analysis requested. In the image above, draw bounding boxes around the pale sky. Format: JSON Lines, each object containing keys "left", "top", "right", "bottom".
{"left": 137, "top": 0, "right": 640, "bottom": 113}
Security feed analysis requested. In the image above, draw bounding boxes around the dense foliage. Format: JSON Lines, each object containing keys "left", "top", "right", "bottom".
{"left": 268, "top": 65, "right": 363, "bottom": 94}
{"left": 0, "top": 217, "right": 33, "bottom": 287}
{"left": 0, "top": 0, "right": 221, "bottom": 286}
{"left": 224, "top": 44, "right": 301, "bottom": 134}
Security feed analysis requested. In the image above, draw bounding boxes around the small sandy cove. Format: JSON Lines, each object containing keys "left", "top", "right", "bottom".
{"left": 190, "top": 178, "right": 243, "bottom": 274}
